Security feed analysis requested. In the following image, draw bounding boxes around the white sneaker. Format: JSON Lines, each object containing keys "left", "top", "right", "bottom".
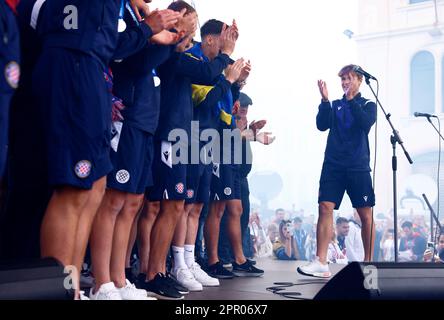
{"left": 189, "top": 263, "right": 219, "bottom": 287}
{"left": 79, "top": 291, "right": 90, "bottom": 300}
{"left": 297, "top": 257, "right": 332, "bottom": 278}
{"left": 172, "top": 267, "right": 203, "bottom": 292}
{"left": 89, "top": 282, "right": 122, "bottom": 300}
{"left": 118, "top": 279, "right": 157, "bottom": 300}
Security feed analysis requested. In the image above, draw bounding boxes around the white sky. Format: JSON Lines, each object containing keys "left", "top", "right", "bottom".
{"left": 150, "top": 0, "right": 359, "bottom": 216}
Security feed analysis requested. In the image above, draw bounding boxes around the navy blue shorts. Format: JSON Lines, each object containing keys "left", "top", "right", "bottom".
{"left": 107, "top": 122, "right": 154, "bottom": 194}
{"left": 185, "top": 163, "right": 212, "bottom": 204}
{"left": 149, "top": 140, "right": 188, "bottom": 201}
{"left": 32, "top": 48, "right": 112, "bottom": 189}
{"left": 210, "top": 163, "right": 241, "bottom": 201}
{"left": 318, "top": 165, "right": 375, "bottom": 210}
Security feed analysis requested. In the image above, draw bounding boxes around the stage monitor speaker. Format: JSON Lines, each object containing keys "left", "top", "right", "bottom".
{"left": 314, "top": 262, "right": 444, "bottom": 300}
{"left": 0, "top": 258, "right": 74, "bottom": 300}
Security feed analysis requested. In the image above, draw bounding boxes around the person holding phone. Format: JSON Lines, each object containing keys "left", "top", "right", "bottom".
{"left": 273, "top": 220, "right": 300, "bottom": 260}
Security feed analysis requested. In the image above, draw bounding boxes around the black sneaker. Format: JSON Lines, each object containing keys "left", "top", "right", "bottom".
{"left": 247, "top": 258, "right": 257, "bottom": 266}
{"left": 206, "top": 261, "right": 235, "bottom": 279}
{"left": 166, "top": 273, "right": 190, "bottom": 294}
{"left": 232, "top": 260, "right": 264, "bottom": 277}
{"left": 141, "top": 273, "right": 184, "bottom": 300}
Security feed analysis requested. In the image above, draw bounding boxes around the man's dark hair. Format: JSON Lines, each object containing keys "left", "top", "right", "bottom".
{"left": 168, "top": 0, "right": 196, "bottom": 14}
{"left": 402, "top": 221, "right": 413, "bottom": 229}
{"left": 294, "top": 217, "right": 303, "bottom": 224}
{"left": 239, "top": 92, "right": 253, "bottom": 108}
{"left": 336, "top": 217, "right": 349, "bottom": 225}
{"left": 275, "top": 208, "right": 285, "bottom": 214}
{"left": 200, "top": 19, "right": 224, "bottom": 38}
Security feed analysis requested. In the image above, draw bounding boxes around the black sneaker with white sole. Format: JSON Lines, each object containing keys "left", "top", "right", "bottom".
{"left": 166, "top": 273, "right": 190, "bottom": 295}
{"left": 206, "top": 261, "right": 235, "bottom": 279}
{"left": 232, "top": 260, "right": 264, "bottom": 277}
{"left": 141, "top": 273, "right": 184, "bottom": 300}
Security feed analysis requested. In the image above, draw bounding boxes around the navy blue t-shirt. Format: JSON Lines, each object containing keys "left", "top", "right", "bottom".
{"left": 316, "top": 93, "right": 376, "bottom": 171}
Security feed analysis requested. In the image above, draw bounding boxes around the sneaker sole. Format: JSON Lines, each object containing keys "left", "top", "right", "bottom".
{"left": 297, "top": 267, "right": 331, "bottom": 278}
{"left": 232, "top": 271, "right": 264, "bottom": 277}
{"left": 210, "top": 274, "right": 235, "bottom": 279}
{"left": 147, "top": 291, "right": 185, "bottom": 300}
{"left": 201, "top": 282, "right": 220, "bottom": 287}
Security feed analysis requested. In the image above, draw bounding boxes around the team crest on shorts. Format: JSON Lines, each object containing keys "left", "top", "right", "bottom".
{"left": 116, "top": 170, "right": 130, "bottom": 184}
{"left": 224, "top": 187, "right": 232, "bottom": 196}
{"left": 187, "top": 189, "right": 194, "bottom": 199}
{"left": 74, "top": 160, "right": 92, "bottom": 179}
{"left": 5, "top": 61, "right": 20, "bottom": 89}
{"left": 175, "top": 183, "right": 185, "bottom": 194}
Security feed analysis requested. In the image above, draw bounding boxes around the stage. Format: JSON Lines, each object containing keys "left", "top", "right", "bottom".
{"left": 186, "top": 258, "right": 346, "bottom": 300}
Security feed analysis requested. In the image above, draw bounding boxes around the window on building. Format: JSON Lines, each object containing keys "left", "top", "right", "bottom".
{"left": 410, "top": 51, "right": 435, "bottom": 115}
{"left": 409, "top": 0, "right": 431, "bottom": 4}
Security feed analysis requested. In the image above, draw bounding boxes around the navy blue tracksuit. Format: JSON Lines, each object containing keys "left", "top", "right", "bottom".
{"left": 0, "top": 0, "right": 20, "bottom": 178}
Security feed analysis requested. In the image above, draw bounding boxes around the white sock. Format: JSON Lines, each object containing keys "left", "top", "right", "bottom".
{"left": 184, "top": 244, "right": 196, "bottom": 268}
{"left": 172, "top": 246, "right": 187, "bottom": 272}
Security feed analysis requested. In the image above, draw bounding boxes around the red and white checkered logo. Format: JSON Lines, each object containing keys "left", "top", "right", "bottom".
{"left": 187, "top": 189, "right": 194, "bottom": 199}
{"left": 5, "top": 61, "right": 20, "bottom": 89}
{"left": 74, "top": 160, "right": 92, "bottom": 179}
{"left": 175, "top": 183, "right": 185, "bottom": 194}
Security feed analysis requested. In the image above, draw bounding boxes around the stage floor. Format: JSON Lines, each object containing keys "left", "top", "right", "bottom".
{"left": 186, "top": 258, "right": 346, "bottom": 300}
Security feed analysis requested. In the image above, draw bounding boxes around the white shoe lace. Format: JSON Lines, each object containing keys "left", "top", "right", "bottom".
{"left": 190, "top": 263, "right": 210, "bottom": 279}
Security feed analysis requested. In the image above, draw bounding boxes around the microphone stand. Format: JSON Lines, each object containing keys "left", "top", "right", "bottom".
{"left": 424, "top": 116, "right": 444, "bottom": 141}
{"left": 421, "top": 116, "right": 443, "bottom": 256}
{"left": 364, "top": 77, "right": 413, "bottom": 263}
{"left": 422, "top": 194, "right": 443, "bottom": 262}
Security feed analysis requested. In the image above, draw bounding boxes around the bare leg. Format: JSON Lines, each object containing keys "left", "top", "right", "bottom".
{"left": 316, "top": 201, "right": 335, "bottom": 264}
{"left": 172, "top": 203, "right": 194, "bottom": 247}
{"left": 72, "top": 177, "right": 107, "bottom": 291}
{"left": 110, "top": 194, "right": 144, "bottom": 288}
{"left": 89, "top": 189, "right": 126, "bottom": 292}
{"left": 357, "top": 207, "right": 375, "bottom": 262}
{"left": 125, "top": 206, "right": 142, "bottom": 269}
{"left": 147, "top": 200, "right": 184, "bottom": 280}
{"left": 225, "top": 200, "right": 245, "bottom": 265}
{"left": 138, "top": 201, "right": 160, "bottom": 276}
{"left": 185, "top": 203, "right": 204, "bottom": 245}
{"left": 204, "top": 201, "right": 226, "bottom": 266}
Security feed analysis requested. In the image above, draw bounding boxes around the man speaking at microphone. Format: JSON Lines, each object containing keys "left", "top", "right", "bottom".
{"left": 298, "top": 64, "right": 377, "bottom": 278}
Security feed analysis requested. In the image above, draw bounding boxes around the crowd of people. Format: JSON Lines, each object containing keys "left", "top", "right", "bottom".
{"left": 247, "top": 207, "right": 443, "bottom": 266}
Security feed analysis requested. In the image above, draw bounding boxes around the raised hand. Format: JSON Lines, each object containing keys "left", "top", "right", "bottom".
{"left": 150, "top": 29, "right": 183, "bottom": 45}
{"left": 238, "top": 60, "right": 251, "bottom": 84}
{"left": 318, "top": 80, "right": 329, "bottom": 101}
{"left": 176, "top": 9, "right": 198, "bottom": 36}
{"left": 249, "top": 120, "right": 267, "bottom": 133}
{"left": 144, "top": 9, "right": 182, "bottom": 34}
{"left": 220, "top": 24, "right": 237, "bottom": 56}
{"left": 256, "top": 132, "right": 275, "bottom": 145}
{"left": 129, "top": 0, "right": 150, "bottom": 22}
{"left": 225, "top": 58, "right": 245, "bottom": 84}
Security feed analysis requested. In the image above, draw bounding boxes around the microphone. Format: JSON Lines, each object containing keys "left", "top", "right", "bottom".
{"left": 414, "top": 112, "right": 437, "bottom": 118}
{"left": 353, "top": 66, "right": 377, "bottom": 81}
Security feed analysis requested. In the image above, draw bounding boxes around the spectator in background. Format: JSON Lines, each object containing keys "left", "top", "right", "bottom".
{"left": 381, "top": 228, "right": 395, "bottom": 262}
{"left": 345, "top": 210, "right": 365, "bottom": 261}
{"left": 423, "top": 232, "right": 444, "bottom": 263}
{"left": 272, "top": 208, "right": 286, "bottom": 226}
{"left": 327, "top": 228, "right": 348, "bottom": 264}
{"left": 273, "top": 220, "right": 300, "bottom": 260}
{"left": 399, "top": 221, "right": 427, "bottom": 262}
{"left": 249, "top": 211, "right": 272, "bottom": 258}
{"left": 267, "top": 223, "right": 279, "bottom": 244}
{"left": 335, "top": 217, "right": 349, "bottom": 253}
{"left": 293, "top": 217, "right": 307, "bottom": 260}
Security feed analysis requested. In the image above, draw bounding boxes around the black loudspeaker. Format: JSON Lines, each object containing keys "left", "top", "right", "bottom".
{"left": 0, "top": 258, "right": 74, "bottom": 300}
{"left": 314, "top": 262, "right": 444, "bottom": 300}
